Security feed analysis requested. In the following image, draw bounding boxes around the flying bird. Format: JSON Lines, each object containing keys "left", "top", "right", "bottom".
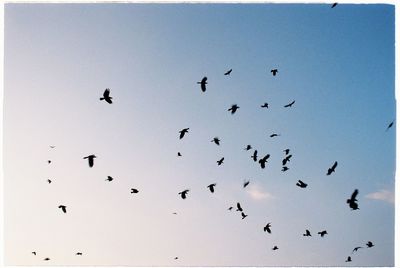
{"left": 283, "top": 149, "right": 290, "bottom": 155}
{"left": 47, "top": 179, "right": 52, "bottom": 184}
{"left": 58, "top": 205, "right": 67, "bottom": 213}
{"left": 272, "top": 246, "right": 279, "bottom": 250}
{"left": 345, "top": 256, "right": 352, "bottom": 262}
{"left": 303, "top": 230, "right": 312, "bottom": 236}
{"left": 174, "top": 257, "right": 179, "bottom": 260}
{"left": 331, "top": 2, "right": 338, "bottom": 8}
{"left": 131, "top": 188, "right": 139, "bottom": 194}
{"left": 44, "top": 258, "right": 50, "bottom": 261}
{"left": 270, "top": 133, "right": 280, "bottom": 138}
{"left": 76, "top": 252, "right": 83, "bottom": 256}
{"left": 347, "top": 189, "right": 359, "bottom": 210}
{"left": 366, "top": 241, "right": 374, "bottom": 248}
{"left": 106, "top": 176, "right": 114, "bottom": 182}
{"left": 251, "top": 150, "right": 258, "bottom": 162}
{"left": 282, "top": 155, "right": 292, "bottom": 166}
{"left": 47, "top": 160, "right": 51, "bottom": 164}
{"left": 352, "top": 246, "right": 363, "bottom": 253}
{"left": 228, "top": 104, "right": 240, "bottom": 114}
{"left": 83, "top": 155, "right": 96, "bottom": 168}
{"left": 386, "top": 121, "right": 394, "bottom": 131}
{"left": 224, "top": 69, "right": 232, "bottom": 76}
{"left": 100, "top": 88, "right": 113, "bottom": 104}
{"left": 207, "top": 183, "right": 216, "bottom": 193}
{"left": 236, "top": 202, "right": 243, "bottom": 212}
{"left": 228, "top": 206, "right": 233, "bottom": 211}
{"left": 281, "top": 166, "right": 289, "bottom": 172}
{"left": 217, "top": 157, "right": 224, "bottom": 166}
{"left": 179, "top": 128, "right": 189, "bottom": 139}
{"left": 259, "top": 154, "right": 270, "bottom": 169}
{"left": 241, "top": 212, "right": 248, "bottom": 219}
{"left": 197, "top": 77, "right": 208, "bottom": 92}
{"left": 32, "top": 252, "right": 37, "bottom": 255}
{"left": 318, "top": 230, "right": 328, "bottom": 237}
{"left": 327, "top": 161, "right": 338, "bottom": 175}
{"left": 244, "top": 145, "right": 252, "bottom": 151}
{"left": 271, "top": 69, "right": 278, "bottom": 76}
{"left": 179, "top": 189, "right": 189, "bottom": 199}
{"left": 284, "top": 100, "right": 295, "bottom": 108}
{"left": 243, "top": 180, "right": 250, "bottom": 188}
{"left": 49, "top": 145, "right": 56, "bottom": 148}
{"left": 296, "top": 180, "right": 308, "bottom": 188}
{"left": 172, "top": 212, "right": 177, "bottom": 215}
{"left": 261, "top": 103, "right": 269, "bottom": 108}
{"left": 177, "top": 152, "right": 182, "bottom": 157}
{"left": 211, "top": 137, "right": 220, "bottom": 145}
{"left": 263, "top": 223, "right": 272, "bottom": 233}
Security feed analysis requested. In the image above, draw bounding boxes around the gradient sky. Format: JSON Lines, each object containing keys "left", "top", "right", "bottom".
{"left": 4, "top": 3, "right": 395, "bottom": 266}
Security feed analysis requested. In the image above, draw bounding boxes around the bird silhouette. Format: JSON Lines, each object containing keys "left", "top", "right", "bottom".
{"left": 271, "top": 69, "right": 278, "bottom": 76}
{"left": 236, "top": 202, "right": 243, "bottom": 212}
{"left": 47, "top": 160, "right": 51, "bottom": 164}
{"left": 318, "top": 230, "right": 328, "bottom": 237}
{"left": 207, "top": 183, "right": 216, "bottom": 193}
{"left": 76, "top": 252, "right": 83, "bottom": 256}
{"left": 345, "top": 256, "right": 352, "bottom": 262}
{"left": 284, "top": 100, "right": 295, "bottom": 108}
{"left": 131, "top": 188, "right": 139, "bottom": 194}
{"left": 261, "top": 103, "right": 269, "bottom": 108}
{"left": 83, "top": 155, "right": 96, "bottom": 168}
{"left": 58, "top": 205, "right": 67, "bottom": 213}
{"left": 100, "top": 88, "right": 113, "bottom": 104}
{"left": 352, "top": 246, "right": 363, "bottom": 253}
{"left": 331, "top": 2, "right": 338, "bottom": 8}
{"left": 241, "top": 212, "right": 248, "bottom": 219}
{"left": 272, "top": 246, "right": 279, "bottom": 250}
{"left": 251, "top": 150, "right": 258, "bottom": 162}
{"left": 386, "top": 121, "right": 394, "bottom": 131}
{"left": 197, "top": 77, "right": 208, "bottom": 92}
{"left": 224, "top": 69, "right": 232, "bottom": 76}
{"left": 106, "top": 176, "right": 114, "bottom": 182}
{"left": 263, "top": 223, "right": 272, "bottom": 233}
{"left": 179, "top": 189, "right": 189, "bottom": 199}
{"left": 303, "top": 230, "right": 312, "bottom": 236}
{"left": 47, "top": 179, "right": 52, "bottom": 184}
{"left": 281, "top": 166, "right": 289, "bottom": 172}
{"left": 282, "top": 155, "right": 292, "bottom": 166}
{"left": 211, "top": 137, "right": 220, "bottom": 145}
{"left": 174, "top": 257, "right": 179, "bottom": 260}
{"left": 228, "top": 206, "right": 233, "bottom": 211}
{"left": 32, "top": 251, "right": 37, "bottom": 255}
{"left": 296, "top": 180, "right": 308, "bottom": 188}
{"left": 44, "top": 258, "right": 50, "bottom": 261}
{"left": 347, "top": 189, "right": 359, "bottom": 210}
{"left": 259, "top": 154, "right": 270, "bottom": 169}
{"left": 244, "top": 145, "right": 252, "bottom": 151}
{"left": 283, "top": 149, "right": 290, "bottom": 155}
{"left": 177, "top": 152, "right": 182, "bottom": 157}
{"left": 366, "top": 241, "right": 374, "bottom": 248}
{"left": 228, "top": 104, "right": 240, "bottom": 114}
{"left": 49, "top": 145, "right": 56, "bottom": 148}
{"left": 243, "top": 180, "right": 250, "bottom": 188}
{"left": 327, "top": 161, "right": 338, "bottom": 175}
{"left": 270, "top": 133, "right": 280, "bottom": 138}
{"left": 217, "top": 157, "right": 224, "bottom": 166}
{"left": 179, "top": 128, "right": 189, "bottom": 139}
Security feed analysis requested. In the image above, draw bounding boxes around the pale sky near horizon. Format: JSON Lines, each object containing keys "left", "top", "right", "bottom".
{"left": 3, "top": 2, "right": 395, "bottom": 266}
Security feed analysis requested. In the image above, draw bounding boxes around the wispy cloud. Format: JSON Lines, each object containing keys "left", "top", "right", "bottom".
{"left": 365, "top": 189, "right": 395, "bottom": 204}
{"left": 246, "top": 184, "right": 274, "bottom": 201}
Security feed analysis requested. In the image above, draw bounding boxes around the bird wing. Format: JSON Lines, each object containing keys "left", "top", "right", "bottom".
{"left": 350, "top": 189, "right": 359, "bottom": 201}
{"left": 103, "top": 88, "right": 110, "bottom": 98}
{"left": 332, "top": 161, "right": 338, "bottom": 169}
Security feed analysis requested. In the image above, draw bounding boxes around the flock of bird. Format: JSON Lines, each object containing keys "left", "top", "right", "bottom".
{"left": 31, "top": 2, "right": 396, "bottom": 264}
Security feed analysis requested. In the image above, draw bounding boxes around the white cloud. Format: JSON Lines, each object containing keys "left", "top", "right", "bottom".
{"left": 246, "top": 184, "right": 274, "bottom": 201}
{"left": 365, "top": 189, "right": 395, "bottom": 204}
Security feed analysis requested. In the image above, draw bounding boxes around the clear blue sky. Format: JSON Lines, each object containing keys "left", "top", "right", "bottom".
{"left": 4, "top": 3, "right": 395, "bottom": 266}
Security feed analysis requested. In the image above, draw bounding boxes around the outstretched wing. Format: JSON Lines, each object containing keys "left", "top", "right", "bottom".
{"left": 351, "top": 189, "right": 359, "bottom": 201}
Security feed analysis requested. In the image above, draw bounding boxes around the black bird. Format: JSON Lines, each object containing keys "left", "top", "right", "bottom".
{"left": 327, "top": 161, "right": 338, "bottom": 175}
{"left": 228, "top": 104, "right": 240, "bottom": 114}
{"left": 49, "top": 145, "right": 56, "bottom": 148}
{"left": 47, "top": 160, "right": 52, "bottom": 164}
{"left": 259, "top": 154, "right": 270, "bottom": 169}
{"left": 174, "top": 257, "right": 179, "bottom": 260}
{"left": 76, "top": 252, "right": 83, "bottom": 256}
{"left": 100, "top": 88, "right": 113, "bottom": 104}
{"left": 303, "top": 230, "right": 312, "bottom": 236}
{"left": 261, "top": 103, "right": 269, "bottom": 108}
{"left": 179, "top": 189, "right": 189, "bottom": 199}
{"left": 263, "top": 223, "right": 272, "bottom": 233}
{"left": 236, "top": 202, "right": 243, "bottom": 212}
{"left": 47, "top": 179, "right": 52, "bottom": 184}
{"left": 282, "top": 155, "right": 292, "bottom": 166}
{"left": 281, "top": 166, "right": 289, "bottom": 172}
{"left": 179, "top": 128, "right": 189, "bottom": 139}
{"left": 224, "top": 69, "right": 232, "bottom": 76}
{"left": 177, "top": 152, "right": 182, "bottom": 157}
{"left": 241, "top": 212, "right": 248, "bottom": 219}
{"left": 283, "top": 149, "right": 290, "bottom": 155}
{"left": 32, "top": 251, "right": 37, "bottom": 255}
{"left": 366, "top": 241, "right": 374, "bottom": 248}
{"left": 244, "top": 145, "right": 252, "bottom": 151}
{"left": 331, "top": 2, "right": 338, "bottom": 8}
{"left": 58, "top": 205, "right": 67, "bottom": 213}
{"left": 106, "top": 176, "right": 114, "bottom": 182}
{"left": 211, "top": 137, "right": 220, "bottom": 145}
{"left": 318, "top": 230, "right": 328, "bottom": 237}
{"left": 83, "top": 155, "right": 96, "bottom": 168}
{"left": 251, "top": 150, "right": 258, "bottom": 162}
{"left": 217, "top": 157, "right": 224, "bottom": 166}
{"left": 44, "top": 258, "right": 50, "bottom": 261}
{"left": 272, "top": 246, "right": 279, "bottom": 250}
{"left": 284, "top": 100, "right": 295, "bottom": 108}
{"left": 352, "top": 246, "right": 363, "bottom": 253}
{"left": 296, "top": 180, "right": 308, "bottom": 188}
{"left": 347, "top": 189, "right": 359, "bottom": 210}
{"left": 207, "top": 183, "right": 216, "bottom": 193}
{"left": 197, "top": 77, "right": 208, "bottom": 92}
{"left": 243, "top": 180, "right": 250, "bottom": 188}
{"left": 131, "top": 188, "right": 139, "bottom": 194}
{"left": 271, "top": 69, "right": 278, "bottom": 76}
{"left": 270, "top": 133, "right": 280, "bottom": 138}
{"left": 345, "top": 256, "right": 352, "bottom": 262}
{"left": 386, "top": 121, "right": 394, "bottom": 131}
{"left": 228, "top": 206, "right": 233, "bottom": 211}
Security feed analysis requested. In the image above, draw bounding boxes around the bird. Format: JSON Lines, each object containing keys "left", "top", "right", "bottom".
{"left": 281, "top": 166, "right": 289, "bottom": 172}
{"left": 282, "top": 155, "right": 292, "bottom": 166}
{"left": 217, "top": 157, "right": 224, "bottom": 166}
{"left": 49, "top": 145, "right": 56, "bottom": 148}
{"left": 331, "top": 2, "right": 338, "bottom": 8}
{"left": 271, "top": 69, "right": 278, "bottom": 76}
{"left": 327, "top": 161, "right": 338, "bottom": 175}
{"left": 347, "top": 189, "right": 359, "bottom": 210}
{"left": 58, "top": 205, "right": 67, "bottom": 213}
{"left": 131, "top": 188, "right": 139, "bottom": 194}
{"left": 179, "top": 128, "right": 189, "bottom": 139}
{"left": 263, "top": 223, "right": 272, "bottom": 233}
{"left": 228, "top": 104, "right": 240, "bottom": 114}
{"left": 283, "top": 149, "right": 290, "bottom": 155}
{"left": 174, "top": 257, "right": 179, "bottom": 260}
{"left": 251, "top": 150, "right": 258, "bottom": 162}
{"left": 352, "top": 246, "right": 363, "bottom": 253}
{"left": 366, "top": 241, "right": 374, "bottom": 248}
{"left": 228, "top": 206, "right": 233, "bottom": 211}
{"left": 47, "top": 179, "right": 52, "bottom": 184}
{"left": 284, "top": 100, "right": 295, "bottom": 108}
{"left": 243, "top": 180, "right": 250, "bottom": 188}
{"left": 303, "top": 230, "right": 312, "bottom": 236}
{"left": 261, "top": 103, "right": 269, "bottom": 108}
{"left": 177, "top": 152, "right": 182, "bottom": 157}
{"left": 172, "top": 212, "right": 177, "bottom": 215}
{"left": 44, "top": 258, "right": 50, "bottom": 261}
{"left": 207, "top": 183, "right": 216, "bottom": 193}
{"left": 318, "top": 230, "right": 328, "bottom": 237}
{"left": 178, "top": 189, "right": 189, "bottom": 199}
{"left": 224, "top": 69, "right": 232, "bottom": 76}
{"left": 345, "top": 256, "right": 352, "bottom": 262}
{"left": 100, "top": 88, "right": 113, "bottom": 104}
{"left": 241, "top": 212, "right": 248, "bottom": 219}
{"left": 296, "top": 180, "right": 308, "bottom": 188}
{"left": 270, "top": 133, "right": 280, "bottom": 138}
{"left": 259, "top": 154, "right": 270, "bottom": 169}
{"left": 106, "top": 176, "right": 114, "bottom": 182}
{"left": 386, "top": 121, "right": 394, "bottom": 131}
{"left": 32, "top": 251, "right": 37, "bottom": 255}
{"left": 197, "top": 77, "right": 207, "bottom": 92}
{"left": 244, "top": 145, "right": 252, "bottom": 151}
{"left": 76, "top": 252, "right": 83, "bottom": 256}
{"left": 47, "top": 160, "right": 51, "bottom": 164}
{"left": 236, "top": 202, "right": 243, "bottom": 212}
{"left": 272, "top": 246, "right": 279, "bottom": 250}
{"left": 211, "top": 137, "right": 220, "bottom": 145}
{"left": 83, "top": 155, "right": 96, "bottom": 168}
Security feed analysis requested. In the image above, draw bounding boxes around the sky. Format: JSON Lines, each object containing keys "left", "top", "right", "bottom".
{"left": 3, "top": 2, "right": 395, "bottom": 266}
